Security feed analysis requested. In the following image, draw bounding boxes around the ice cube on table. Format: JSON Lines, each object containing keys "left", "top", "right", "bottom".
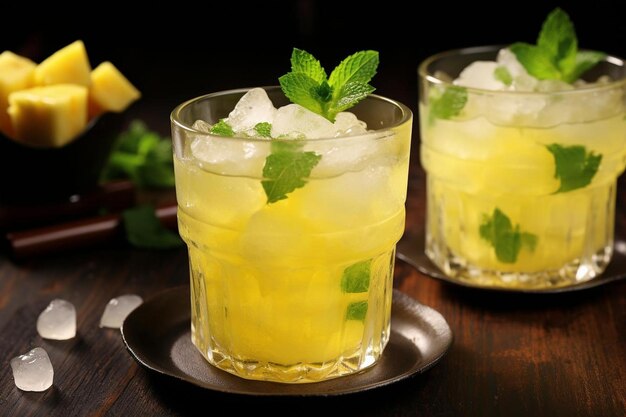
{"left": 225, "top": 88, "right": 276, "bottom": 135}
{"left": 99, "top": 294, "right": 143, "bottom": 329}
{"left": 37, "top": 299, "right": 76, "bottom": 340}
{"left": 10, "top": 347, "right": 53, "bottom": 392}
{"left": 271, "top": 104, "right": 337, "bottom": 138}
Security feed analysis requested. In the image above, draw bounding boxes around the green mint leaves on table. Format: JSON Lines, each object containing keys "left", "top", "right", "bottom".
{"left": 341, "top": 259, "right": 372, "bottom": 293}
{"left": 210, "top": 119, "right": 235, "bottom": 137}
{"left": 101, "top": 120, "right": 175, "bottom": 188}
{"left": 480, "top": 208, "right": 538, "bottom": 264}
{"left": 546, "top": 144, "right": 602, "bottom": 193}
{"left": 429, "top": 85, "right": 468, "bottom": 122}
{"left": 122, "top": 205, "right": 183, "bottom": 249}
{"left": 509, "top": 7, "right": 606, "bottom": 83}
{"left": 279, "top": 48, "right": 379, "bottom": 122}
{"left": 261, "top": 141, "right": 322, "bottom": 204}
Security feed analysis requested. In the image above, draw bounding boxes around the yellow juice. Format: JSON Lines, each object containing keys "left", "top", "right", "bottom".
{"left": 172, "top": 89, "right": 412, "bottom": 382}
{"left": 420, "top": 74, "right": 626, "bottom": 288}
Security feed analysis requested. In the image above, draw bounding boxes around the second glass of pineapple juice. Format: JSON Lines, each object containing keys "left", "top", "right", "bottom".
{"left": 419, "top": 47, "right": 626, "bottom": 289}
{"left": 171, "top": 87, "right": 412, "bottom": 383}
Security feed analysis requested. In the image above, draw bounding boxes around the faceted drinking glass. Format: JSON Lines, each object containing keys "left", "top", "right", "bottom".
{"left": 419, "top": 46, "right": 626, "bottom": 289}
{"left": 171, "top": 87, "right": 412, "bottom": 383}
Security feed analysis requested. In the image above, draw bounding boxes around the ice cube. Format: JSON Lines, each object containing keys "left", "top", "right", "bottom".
{"left": 225, "top": 88, "right": 276, "bottom": 135}
{"left": 333, "top": 112, "right": 368, "bottom": 136}
{"left": 37, "top": 299, "right": 76, "bottom": 340}
{"left": 454, "top": 61, "right": 506, "bottom": 91}
{"left": 10, "top": 347, "right": 53, "bottom": 392}
{"left": 496, "top": 48, "right": 538, "bottom": 92}
{"left": 99, "top": 294, "right": 143, "bottom": 329}
{"left": 192, "top": 119, "right": 212, "bottom": 133}
{"left": 271, "top": 104, "right": 337, "bottom": 138}
{"left": 190, "top": 132, "right": 266, "bottom": 176}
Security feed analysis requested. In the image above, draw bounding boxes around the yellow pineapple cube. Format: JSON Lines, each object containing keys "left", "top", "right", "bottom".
{"left": 8, "top": 84, "right": 88, "bottom": 147}
{"left": 0, "top": 51, "right": 36, "bottom": 136}
{"left": 89, "top": 61, "right": 140, "bottom": 115}
{"left": 34, "top": 41, "right": 91, "bottom": 87}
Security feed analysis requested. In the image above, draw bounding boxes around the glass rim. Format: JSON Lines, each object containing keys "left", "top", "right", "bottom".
{"left": 170, "top": 86, "right": 413, "bottom": 143}
{"left": 418, "top": 45, "right": 626, "bottom": 96}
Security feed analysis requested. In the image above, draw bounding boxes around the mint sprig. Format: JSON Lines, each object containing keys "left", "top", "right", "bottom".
{"left": 210, "top": 119, "right": 234, "bottom": 137}
{"left": 510, "top": 8, "right": 606, "bottom": 83}
{"left": 261, "top": 141, "right": 321, "bottom": 204}
{"left": 429, "top": 86, "right": 467, "bottom": 122}
{"left": 122, "top": 205, "right": 183, "bottom": 249}
{"left": 254, "top": 122, "right": 272, "bottom": 138}
{"left": 346, "top": 301, "right": 368, "bottom": 321}
{"left": 546, "top": 144, "right": 602, "bottom": 193}
{"left": 494, "top": 66, "right": 513, "bottom": 86}
{"left": 480, "top": 208, "right": 537, "bottom": 264}
{"left": 279, "top": 48, "right": 378, "bottom": 122}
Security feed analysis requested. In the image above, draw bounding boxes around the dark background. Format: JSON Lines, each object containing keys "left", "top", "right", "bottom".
{"left": 2, "top": 0, "right": 625, "bottom": 134}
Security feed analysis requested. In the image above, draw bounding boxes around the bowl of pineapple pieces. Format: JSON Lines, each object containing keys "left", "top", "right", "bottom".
{"left": 0, "top": 41, "right": 140, "bottom": 203}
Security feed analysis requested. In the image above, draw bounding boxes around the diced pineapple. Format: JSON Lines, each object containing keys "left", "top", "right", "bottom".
{"left": 89, "top": 61, "right": 140, "bottom": 115}
{"left": 34, "top": 41, "right": 91, "bottom": 87}
{"left": 0, "top": 51, "right": 36, "bottom": 136}
{"left": 8, "top": 84, "right": 88, "bottom": 147}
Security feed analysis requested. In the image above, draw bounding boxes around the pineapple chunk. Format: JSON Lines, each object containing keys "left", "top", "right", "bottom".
{"left": 8, "top": 84, "right": 87, "bottom": 147}
{"left": 0, "top": 51, "right": 36, "bottom": 136}
{"left": 89, "top": 61, "right": 140, "bottom": 115}
{"left": 34, "top": 41, "right": 91, "bottom": 87}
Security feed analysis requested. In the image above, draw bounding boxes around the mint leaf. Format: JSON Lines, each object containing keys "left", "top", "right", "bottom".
{"left": 291, "top": 48, "right": 327, "bottom": 83}
{"left": 341, "top": 259, "right": 372, "bottom": 293}
{"left": 254, "top": 122, "right": 272, "bottom": 138}
{"left": 280, "top": 48, "right": 378, "bottom": 122}
{"left": 346, "top": 301, "right": 368, "bottom": 321}
{"left": 567, "top": 50, "right": 607, "bottom": 83}
{"left": 546, "top": 144, "right": 602, "bottom": 193}
{"left": 101, "top": 120, "right": 175, "bottom": 188}
{"left": 494, "top": 66, "right": 513, "bottom": 86}
{"left": 509, "top": 43, "right": 561, "bottom": 80}
{"left": 537, "top": 7, "right": 577, "bottom": 72}
{"left": 210, "top": 119, "right": 234, "bottom": 137}
{"left": 510, "top": 8, "right": 605, "bottom": 83}
{"left": 429, "top": 86, "right": 467, "bottom": 121}
{"left": 480, "top": 208, "right": 537, "bottom": 263}
{"left": 122, "top": 205, "right": 183, "bottom": 249}
{"left": 279, "top": 72, "right": 325, "bottom": 115}
{"left": 261, "top": 142, "right": 321, "bottom": 204}
{"left": 328, "top": 51, "right": 378, "bottom": 97}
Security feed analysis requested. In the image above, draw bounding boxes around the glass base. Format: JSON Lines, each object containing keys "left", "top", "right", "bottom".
{"left": 425, "top": 243, "right": 613, "bottom": 289}
{"left": 192, "top": 335, "right": 387, "bottom": 384}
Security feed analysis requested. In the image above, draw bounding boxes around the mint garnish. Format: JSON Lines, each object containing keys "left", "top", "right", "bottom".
{"left": 210, "top": 119, "right": 234, "bottom": 137}
{"left": 122, "top": 205, "right": 183, "bottom": 249}
{"left": 546, "top": 144, "right": 602, "bottom": 193}
{"left": 341, "top": 259, "right": 372, "bottom": 293}
{"left": 494, "top": 66, "right": 513, "bottom": 86}
{"left": 101, "top": 120, "right": 175, "bottom": 188}
{"left": 429, "top": 85, "right": 467, "bottom": 122}
{"left": 346, "top": 301, "right": 368, "bottom": 321}
{"left": 261, "top": 141, "right": 321, "bottom": 204}
{"left": 254, "top": 122, "right": 272, "bottom": 138}
{"left": 279, "top": 48, "right": 378, "bottom": 122}
{"left": 510, "top": 8, "right": 606, "bottom": 83}
{"left": 480, "top": 208, "right": 537, "bottom": 264}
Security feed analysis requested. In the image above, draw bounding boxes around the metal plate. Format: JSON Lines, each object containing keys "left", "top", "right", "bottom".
{"left": 121, "top": 286, "right": 452, "bottom": 396}
{"left": 396, "top": 232, "right": 626, "bottom": 294}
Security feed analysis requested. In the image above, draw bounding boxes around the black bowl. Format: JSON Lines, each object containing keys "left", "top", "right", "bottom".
{"left": 0, "top": 112, "right": 125, "bottom": 204}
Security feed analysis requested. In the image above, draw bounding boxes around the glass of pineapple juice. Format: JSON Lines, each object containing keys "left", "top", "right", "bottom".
{"left": 419, "top": 47, "right": 626, "bottom": 289}
{"left": 170, "top": 87, "right": 412, "bottom": 383}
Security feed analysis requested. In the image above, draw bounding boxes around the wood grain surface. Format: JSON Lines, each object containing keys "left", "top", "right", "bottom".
{"left": 0, "top": 160, "right": 624, "bottom": 417}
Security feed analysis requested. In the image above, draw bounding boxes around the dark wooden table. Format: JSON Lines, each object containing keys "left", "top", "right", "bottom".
{"left": 0, "top": 161, "right": 625, "bottom": 417}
